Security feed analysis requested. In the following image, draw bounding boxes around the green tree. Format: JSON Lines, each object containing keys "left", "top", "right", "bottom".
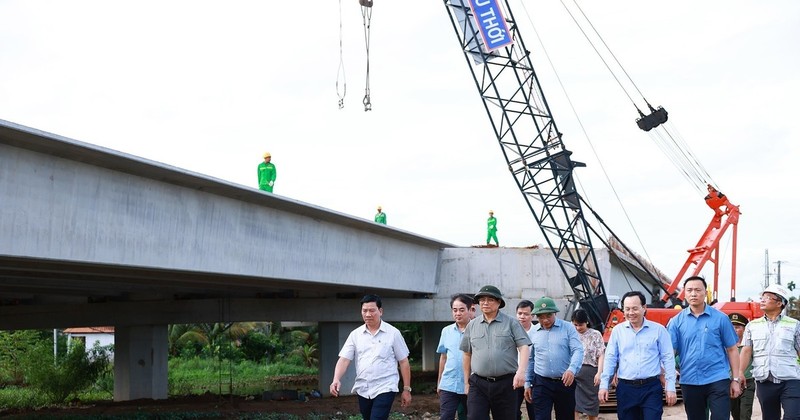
{"left": 0, "top": 330, "right": 40, "bottom": 385}
{"left": 394, "top": 322, "right": 423, "bottom": 363}
{"left": 24, "top": 342, "right": 111, "bottom": 403}
{"left": 785, "top": 283, "right": 798, "bottom": 318}
{"left": 168, "top": 322, "right": 262, "bottom": 358}
{"left": 240, "top": 330, "right": 277, "bottom": 362}
{"left": 293, "top": 343, "right": 319, "bottom": 368}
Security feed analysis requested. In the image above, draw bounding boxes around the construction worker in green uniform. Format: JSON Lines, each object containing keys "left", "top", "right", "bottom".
{"left": 374, "top": 206, "right": 387, "bottom": 224}
{"left": 257, "top": 152, "right": 276, "bottom": 193}
{"left": 486, "top": 210, "right": 499, "bottom": 246}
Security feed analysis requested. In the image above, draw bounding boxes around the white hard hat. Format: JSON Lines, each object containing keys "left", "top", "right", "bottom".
{"left": 763, "top": 284, "right": 791, "bottom": 306}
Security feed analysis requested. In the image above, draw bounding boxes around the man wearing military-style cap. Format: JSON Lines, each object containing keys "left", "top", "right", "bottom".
{"left": 523, "top": 296, "right": 584, "bottom": 420}
{"left": 729, "top": 313, "right": 754, "bottom": 420}
{"left": 460, "top": 285, "right": 531, "bottom": 419}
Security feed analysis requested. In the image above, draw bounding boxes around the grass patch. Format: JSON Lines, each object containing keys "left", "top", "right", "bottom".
{"left": 168, "top": 358, "right": 317, "bottom": 396}
{"left": 0, "top": 385, "right": 52, "bottom": 409}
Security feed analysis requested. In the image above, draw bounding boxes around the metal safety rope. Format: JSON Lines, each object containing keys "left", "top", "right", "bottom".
{"left": 360, "top": 0, "right": 373, "bottom": 111}
{"left": 336, "top": 0, "right": 347, "bottom": 109}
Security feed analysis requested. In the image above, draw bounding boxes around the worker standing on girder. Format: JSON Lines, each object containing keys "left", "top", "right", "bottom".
{"left": 257, "top": 152, "right": 276, "bottom": 192}
{"left": 374, "top": 206, "right": 386, "bottom": 224}
{"left": 486, "top": 211, "right": 498, "bottom": 246}
{"left": 668, "top": 276, "right": 741, "bottom": 420}
{"left": 738, "top": 284, "right": 800, "bottom": 420}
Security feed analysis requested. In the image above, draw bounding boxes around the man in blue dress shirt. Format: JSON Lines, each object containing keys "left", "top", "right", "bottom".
{"left": 436, "top": 293, "right": 474, "bottom": 420}
{"left": 599, "top": 291, "right": 677, "bottom": 420}
{"left": 523, "top": 296, "right": 583, "bottom": 420}
{"left": 668, "top": 276, "right": 741, "bottom": 420}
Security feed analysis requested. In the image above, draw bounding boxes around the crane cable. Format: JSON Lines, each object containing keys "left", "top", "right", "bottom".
{"left": 561, "top": 0, "right": 719, "bottom": 194}
{"left": 562, "top": 0, "right": 653, "bottom": 113}
{"left": 515, "top": 0, "right": 654, "bottom": 264}
{"left": 336, "top": 0, "right": 347, "bottom": 109}
{"left": 360, "top": 0, "right": 373, "bottom": 111}
{"left": 649, "top": 124, "right": 715, "bottom": 195}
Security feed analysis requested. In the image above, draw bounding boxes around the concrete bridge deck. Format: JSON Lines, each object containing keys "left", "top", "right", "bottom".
{"left": 0, "top": 119, "right": 583, "bottom": 402}
{"left": 0, "top": 118, "right": 453, "bottom": 330}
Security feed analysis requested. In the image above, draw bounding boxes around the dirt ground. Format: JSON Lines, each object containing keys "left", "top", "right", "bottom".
{"left": 2, "top": 391, "right": 766, "bottom": 419}
{"left": 2, "top": 392, "right": 440, "bottom": 419}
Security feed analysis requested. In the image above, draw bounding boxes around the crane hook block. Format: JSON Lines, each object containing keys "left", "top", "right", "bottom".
{"left": 359, "top": 0, "right": 373, "bottom": 7}
{"left": 636, "top": 106, "right": 668, "bottom": 132}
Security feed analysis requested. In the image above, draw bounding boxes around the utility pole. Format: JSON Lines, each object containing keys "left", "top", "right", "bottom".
{"left": 764, "top": 249, "right": 771, "bottom": 288}
{"left": 774, "top": 260, "right": 788, "bottom": 285}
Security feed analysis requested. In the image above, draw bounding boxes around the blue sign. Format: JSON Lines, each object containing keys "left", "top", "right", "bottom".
{"left": 468, "top": 0, "right": 513, "bottom": 52}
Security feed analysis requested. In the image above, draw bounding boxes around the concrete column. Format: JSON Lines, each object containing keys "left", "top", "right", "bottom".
{"left": 421, "top": 322, "right": 449, "bottom": 372}
{"left": 318, "top": 322, "right": 360, "bottom": 397}
{"left": 113, "top": 325, "right": 168, "bottom": 401}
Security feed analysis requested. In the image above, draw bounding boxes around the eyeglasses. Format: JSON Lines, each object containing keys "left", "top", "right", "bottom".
{"left": 760, "top": 295, "right": 781, "bottom": 302}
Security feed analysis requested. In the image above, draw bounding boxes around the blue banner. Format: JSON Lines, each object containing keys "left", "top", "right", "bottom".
{"left": 468, "top": 0, "right": 513, "bottom": 52}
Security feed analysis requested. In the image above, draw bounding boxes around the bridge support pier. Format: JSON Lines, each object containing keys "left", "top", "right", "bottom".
{"left": 113, "top": 325, "right": 169, "bottom": 401}
{"left": 319, "top": 322, "right": 360, "bottom": 397}
{"left": 422, "top": 322, "right": 448, "bottom": 372}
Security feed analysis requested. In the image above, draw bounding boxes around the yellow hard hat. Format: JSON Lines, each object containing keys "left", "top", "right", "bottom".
{"left": 489, "top": 210, "right": 494, "bottom": 214}
{"left": 263, "top": 152, "right": 271, "bottom": 158}
{"left": 377, "top": 205, "right": 382, "bottom": 210}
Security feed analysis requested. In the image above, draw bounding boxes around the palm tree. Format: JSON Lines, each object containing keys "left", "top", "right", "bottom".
{"left": 168, "top": 322, "right": 263, "bottom": 356}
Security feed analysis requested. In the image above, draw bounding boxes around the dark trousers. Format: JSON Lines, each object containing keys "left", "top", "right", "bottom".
{"left": 357, "top": 391, "right": 396, "bottom": 420}
{"left": 756, "top": 379, "right": 800, "bottom": 420}
{"left": 515, "top": 386, "right": 534, "bottom": 420}
{"left": 531, "top": 375, "right": 575, "bottom": 420}
{"left": 439, "top": 389, "right": 467, "bottom": 420}
{"left": 616, "top": 379, "right": 663, "bottom": 420}
{"left": 681, "top": 379, "right": 730, "bottom": 420}
{"left": 730, "top": 378, "right": 755, "bottom": 420}
{"left": 467, "top": 374, "right": 516, "bottom": 420}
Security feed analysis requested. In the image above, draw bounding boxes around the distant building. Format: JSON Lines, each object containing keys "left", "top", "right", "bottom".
{"left": 64, "top": 326, "right": 114, "bottom": 358}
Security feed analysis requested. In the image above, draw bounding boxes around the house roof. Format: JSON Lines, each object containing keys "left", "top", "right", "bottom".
{"left": 63, "top": 326, "right": 114, "bottom": 334}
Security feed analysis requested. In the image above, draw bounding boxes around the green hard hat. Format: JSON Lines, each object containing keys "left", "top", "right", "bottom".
{"left": 474, "top": 285, "right": 505, "bottom": 308}
{"left": 532, "top": 296, "right": 559, "bottom": 315}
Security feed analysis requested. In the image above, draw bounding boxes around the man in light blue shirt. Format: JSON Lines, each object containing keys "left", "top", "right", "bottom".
{"left": 436, "top": 294, "right": 474, "bottom": 420}
{"left": 523, "top": 296, "right": 583, "bottom": 420}
{"left": 667, "top": 276, "right": 740, "bottom": 420}
{"left": 599, "top": 291, "right": 677, "bottom": 420}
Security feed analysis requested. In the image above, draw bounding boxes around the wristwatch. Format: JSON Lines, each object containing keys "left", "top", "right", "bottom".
{"left": 403, "top": 386, "right": 412, "bottom": 392}
{"left": 732, "top": 378, "right": 740, "bottom": 383}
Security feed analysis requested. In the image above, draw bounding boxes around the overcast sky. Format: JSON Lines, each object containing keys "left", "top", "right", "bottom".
{"left": 2, "top": 1, "right": 798, "bottom": 302}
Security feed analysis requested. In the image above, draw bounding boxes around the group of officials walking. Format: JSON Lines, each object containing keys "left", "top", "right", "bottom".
{"left": 328, "top": 279, "right": 799, "bottom": 420}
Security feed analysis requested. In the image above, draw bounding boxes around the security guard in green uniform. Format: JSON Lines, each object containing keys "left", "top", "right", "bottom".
{"left": 486, "top": 210, "right": 498, "bottom": 246}
{"left": 729, "top": 312, "right": 754, "bottom": 420}
{"left": 257, "top": 152, "right": 276, "bottom": 192}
